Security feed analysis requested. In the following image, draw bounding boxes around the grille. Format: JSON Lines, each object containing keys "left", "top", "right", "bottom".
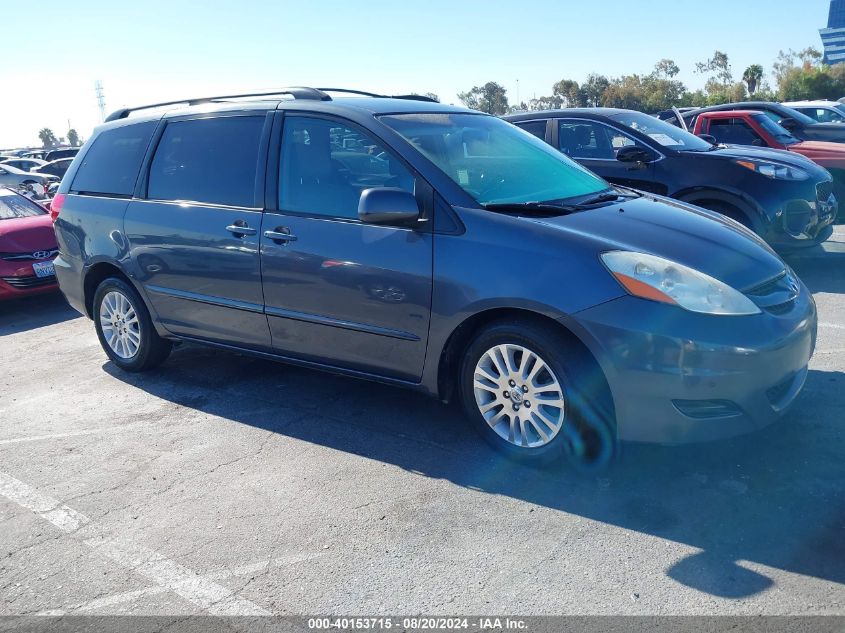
{"left": 1, "top": 274, "right": 57, "bottom": 289}
{"left": 766, "top": 373, "right": 796, "bottom": 407}
{"left": 744, "top": 270, "right": 799, "bottom": 315}
{"left": 0, "top": 249, "right": 58, "bottom": 261}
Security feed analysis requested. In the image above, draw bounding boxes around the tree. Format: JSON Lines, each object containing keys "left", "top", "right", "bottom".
{"left": 696, "top": 51, "right": 733, "bottom": 87}
{"left": 552, "top": 79, "right": 584, "bottom": 107}
{"left": 742, "top": 64, "right": 764, "bottom": 95}
{"left": 457, "top": 82, "right": 509, "bottom": 115}
{"left": 653, "top": 58, "right": 680, "bottom": 79}
{"left": 582, "top": 74, "right": 610, "bottom": 107}
{"left": 67, "top": 129, "right": 80, "bottom": 147}
{"left": 38, "top": 128, "right": 58, "bottom": 149}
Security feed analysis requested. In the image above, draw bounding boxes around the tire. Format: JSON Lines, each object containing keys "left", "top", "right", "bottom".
{"left": 93, "top": 277, "right": 171, "bottom": 372}
{"left": 458, "top": 319, "right": 615, "bottom": 468}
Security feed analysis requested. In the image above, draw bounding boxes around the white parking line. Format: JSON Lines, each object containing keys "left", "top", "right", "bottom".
{"left": 819, "top": 322, "right": 845, "bottom": 330}
{"left": 50, "top": 552, "right": 322, "bottom": 614}
{"left": 0, "top": 470, "right": 270, "bottom": 616}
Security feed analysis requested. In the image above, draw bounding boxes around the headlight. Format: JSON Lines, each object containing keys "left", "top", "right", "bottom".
{"left": 735, "top": 159, "right": 809, "bottom": 181}
{"left": 600, "top": 251, "right": 761, "bottom": 316}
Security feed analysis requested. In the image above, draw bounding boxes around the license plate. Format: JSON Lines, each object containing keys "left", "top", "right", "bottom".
{"left": 32, "top": 261, "right": 55, "bottom": 278}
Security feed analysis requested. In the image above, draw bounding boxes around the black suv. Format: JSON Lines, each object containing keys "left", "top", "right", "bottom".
{"left": 505, "top": 108, "right": 836, "bottom": 250}
{"left": 52, "top": 88, "right": 817, "bottom": 465}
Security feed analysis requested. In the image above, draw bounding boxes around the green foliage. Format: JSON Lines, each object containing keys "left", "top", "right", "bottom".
{"left": 457, "top": 82, "right": 509, "bottom": 115}
{"left": 38, "top": 128, "right": 57, "bottom": 149}
{"left": 67, "top": 129, "right": 80, "bottom": 147}
{"left": 458, "top": 47, "right": 845, "bottom": 117}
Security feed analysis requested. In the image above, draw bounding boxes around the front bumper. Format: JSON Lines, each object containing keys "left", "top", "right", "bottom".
{"left": 764, "top": 181, "right": 837, "bottom": 250}
{"left": 0, "top": 261, "right": 59, "bottom": 300}
{"left": 572, "top": 288, "right": 817, "bottom": 444}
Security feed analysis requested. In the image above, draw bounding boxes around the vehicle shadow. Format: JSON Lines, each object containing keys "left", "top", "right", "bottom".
{"left": 104, "top": 345, "right": 845, "bottom": 600}
{"left": 0, "top": 292, "right": 78, "bottom": 336}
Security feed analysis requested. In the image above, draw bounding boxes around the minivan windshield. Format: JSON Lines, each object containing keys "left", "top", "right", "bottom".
{"left": 380, "top": 113, "right": 609, "bottom": 206}
{"left": 0, "top": 188, "right": 47, "bottom": 220}
{"left": 608, "top": 111, "right": 714, "bottom": 151}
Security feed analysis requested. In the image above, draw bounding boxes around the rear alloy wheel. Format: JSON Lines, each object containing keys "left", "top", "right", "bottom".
{"left": 460, "top": 320, "right": 615, "bottom": 468}
{"left": 93, "top": 277, "right": 171, "bottom": 372}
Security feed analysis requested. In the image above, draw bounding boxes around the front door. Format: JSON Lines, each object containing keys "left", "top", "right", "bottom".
{"left": 125, "top": 114, "right": 272, "bottom": 349}
{"left": 557, "top": 119, "right": 659, "bottom": 192}
{"left": 260, "top": 114, "right": 432, "bottom": 381}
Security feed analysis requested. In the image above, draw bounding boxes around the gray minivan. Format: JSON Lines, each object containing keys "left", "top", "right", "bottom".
{"left": 52, "top": 88, "right": 817, "bottom": 466}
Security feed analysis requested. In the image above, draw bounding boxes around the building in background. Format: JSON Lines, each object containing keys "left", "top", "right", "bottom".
{"left": 821, "top": 0, "right": 845, "bottom": 65}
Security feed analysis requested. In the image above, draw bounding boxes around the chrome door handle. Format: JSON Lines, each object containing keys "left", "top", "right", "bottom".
{"left": 263, "top": 228, "right": 297, "bottom": 243}
{"left": 226, "top": 222, "right": 257, "bottom": 237}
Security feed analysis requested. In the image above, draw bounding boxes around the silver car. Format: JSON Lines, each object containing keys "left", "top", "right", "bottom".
{"left": 0, "top": 157, "right": 48, "bottom": 172}
{"left": 0, "top": 163, "right": 57, "bottom": 196}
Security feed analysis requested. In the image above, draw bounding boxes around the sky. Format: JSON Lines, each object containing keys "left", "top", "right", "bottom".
{"left": 1, "top": 0, "right": 835, "bottom": 149}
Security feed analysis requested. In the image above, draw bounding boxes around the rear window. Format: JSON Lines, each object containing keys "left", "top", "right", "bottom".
{"left": 71, "top": 121, "right": 157, "bottom": 196}
{"left": 0, "top": 188, "right": 47, "bottom": 219}
{"left": 147, "top": 116, "right": 265, "bottom": 207}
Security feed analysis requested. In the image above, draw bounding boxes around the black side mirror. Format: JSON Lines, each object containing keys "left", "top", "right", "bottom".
{"left": 616, "top": 145, "right": 656, "bottom": 164}
{"left": 778, "top": 118, "right": 797, "bottom": 130}
{"left": 698, "top": 134, "right": 718, "bottom": 145}
{"left": 358, "top": 188, "right": 420, "bottom": 225}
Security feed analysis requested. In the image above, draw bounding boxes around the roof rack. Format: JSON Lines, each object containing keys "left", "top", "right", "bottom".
{"left": 103, "top": 86, "right": 440, "bottom": 122}
{"left": 103, "top": 87, "right": 332, "bottom": 122}
{"left": 318, "top": 88, "right": 438, "bottom": 103}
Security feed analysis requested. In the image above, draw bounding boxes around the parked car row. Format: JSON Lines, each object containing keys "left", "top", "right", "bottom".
{"left": 41, "top": 87, "right": 822, "bottom": 467}
{"left": 505, "top": 108, "right": 837, "bottom": 249}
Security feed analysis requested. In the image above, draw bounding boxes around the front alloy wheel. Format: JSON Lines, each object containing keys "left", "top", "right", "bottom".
{"left": 473, "top": 344, "right": 565, "bottom": 448}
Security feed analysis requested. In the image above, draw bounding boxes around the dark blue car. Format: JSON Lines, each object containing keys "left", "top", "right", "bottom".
{"left": 51, "top": 88, "right": 817, "bottom": 466}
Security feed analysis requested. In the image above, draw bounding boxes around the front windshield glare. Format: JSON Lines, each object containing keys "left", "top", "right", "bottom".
{"left": 379, "top": 113, "right": 608, "bottom": 205}
{"left": 608, "top": 111, "right": 713, "bottom": 151}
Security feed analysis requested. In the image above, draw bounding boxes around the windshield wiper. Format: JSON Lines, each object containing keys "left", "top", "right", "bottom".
{"left": 481, "top": 201, "right": 578, "bottom": 215}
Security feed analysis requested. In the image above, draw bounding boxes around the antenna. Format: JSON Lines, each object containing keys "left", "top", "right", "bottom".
{"left": 95, "top": 80, "right": 106, "bottom": 122}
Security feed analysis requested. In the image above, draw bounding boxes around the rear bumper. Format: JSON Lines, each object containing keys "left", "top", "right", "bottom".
{"left": 53, "top": 254, "right": 88, "bottom": 316}
{"left": 571, "top": 289, "right": 817, "bottom": 444}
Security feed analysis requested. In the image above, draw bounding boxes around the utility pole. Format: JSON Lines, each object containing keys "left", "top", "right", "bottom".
{"left": 516, "top": 79, "right": 520, "bottom": 106}
{"left": 95, "top": 80, "right": 106, "bottom": 122}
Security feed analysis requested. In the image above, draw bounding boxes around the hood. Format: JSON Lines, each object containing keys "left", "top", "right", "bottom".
{"left": 799, "top": 122, "right": 845, "bottom": 143}
{"left": 688, "top": 144, "right": 823, "bottom": 168}
{"left": 0, "top": 213, "right": 57, "bottom": 253}
{"left": 529, "top": 195, "right": 785, "bottom": 291}
{"left": 790, "top": 140, "right": 845, "bottom": 166}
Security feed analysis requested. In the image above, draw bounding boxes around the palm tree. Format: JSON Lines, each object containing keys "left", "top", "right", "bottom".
{"left": 742, "top": 65, "right": 764, "bottom": 95}
{"left": 38, "top": 128, "right": 57, "bottom": 149}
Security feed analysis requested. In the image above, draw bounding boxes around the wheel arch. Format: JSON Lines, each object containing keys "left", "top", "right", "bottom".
{"left": 673, "top": 187, "right": 765, "bottom": 232}
{"left": 436, "top": 307, "right": 616, "bottom": 430}
{"left": 82, "top": 261, "right": 133, "bottom": 318}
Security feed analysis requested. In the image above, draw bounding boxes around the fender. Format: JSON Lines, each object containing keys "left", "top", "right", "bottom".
{"left": 671, "top": 186, "right": 767, "bottom": 232}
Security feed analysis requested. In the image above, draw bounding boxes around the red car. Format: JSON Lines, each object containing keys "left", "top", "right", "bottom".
{"left": 0, "top": 187, "right": 59, "bottom": 300}
{"left": 693, "top": 110, "right": 845, "bottom": 199}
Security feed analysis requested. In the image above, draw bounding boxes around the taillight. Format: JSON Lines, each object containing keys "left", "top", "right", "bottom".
{"left": 49, "top": 193, "right": 66, "bottom": 223}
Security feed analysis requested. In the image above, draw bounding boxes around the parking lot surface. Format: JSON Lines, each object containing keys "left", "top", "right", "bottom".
{"left": 1, "top": 233, "right": 843, "bottom": 616}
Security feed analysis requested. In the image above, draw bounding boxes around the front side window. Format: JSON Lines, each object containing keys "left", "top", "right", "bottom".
{"left": 559, "top": 120, "right": 637, "bottom": 160}
{"left": 279, "top": 116, "right": 415, "bottom": 220}
{"left": 515, "top": 120, "right": 547, "bottom": 140}
{"left": 707, "top": 118, "right": 764, "bottom": 146}
{"left": 381, "top": 113, "right": 607, "bottom": 206}
{"left": 148, "top": 116, "right": 265, "bottom": 207}
{"left": 608, "top": 111, "right": 712, "bottom": 151}
{"left": 71, "top": 121, "right": 157, "bottom": 196}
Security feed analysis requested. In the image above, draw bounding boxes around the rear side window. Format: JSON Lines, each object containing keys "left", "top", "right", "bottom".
{"left": 515, "top": 120, "right": 547, "bottom": 140}
{"left": 147, "top": 116, "right": 265, "bottom": 207}
{"left": 71, "top": 121, "right": 157, "bottom": 196}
